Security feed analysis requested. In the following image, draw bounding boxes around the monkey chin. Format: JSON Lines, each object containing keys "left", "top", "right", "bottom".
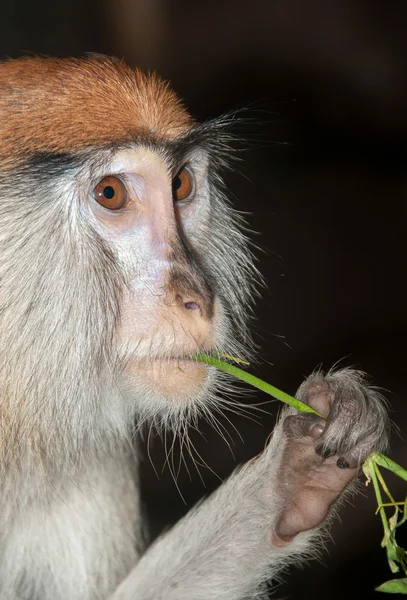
{"left": 126, "top": 357, "right": 211, "bottom": 409}
{"left": 145, "top": 358, "right": 209, "bottom": 404}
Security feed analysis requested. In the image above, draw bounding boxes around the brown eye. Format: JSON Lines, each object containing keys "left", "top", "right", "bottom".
{"left": 94, "top": 176, "right": 128, "bottom": 211}
{"left": 172, "top": 166, "right": 194, "bottom": 202}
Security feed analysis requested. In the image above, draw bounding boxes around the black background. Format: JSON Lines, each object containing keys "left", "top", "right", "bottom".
{"left": 1, "top": 1, "right": 406, "bottom": 597}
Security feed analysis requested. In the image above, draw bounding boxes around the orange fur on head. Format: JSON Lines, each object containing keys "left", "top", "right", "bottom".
{"left": 0, "top": 55, "right": 193, "bottom": 163}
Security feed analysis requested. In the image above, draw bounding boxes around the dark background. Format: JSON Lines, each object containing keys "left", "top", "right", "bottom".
{"left": 2, "top": 1, "right": 406, "bottom": 597}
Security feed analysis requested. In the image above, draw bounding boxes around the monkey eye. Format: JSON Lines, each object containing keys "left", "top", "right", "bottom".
{"left": 172, "top": 166, "right": 194, "bottom": 202}
{"left": 94, "top": 176, "right": 128, "bottom": 211}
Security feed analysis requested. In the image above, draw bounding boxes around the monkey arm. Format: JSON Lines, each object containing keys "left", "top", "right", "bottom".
{"left": 111, "top": 368, "right": 388, "bottom": 600}
{"left": 111, "top": 435, "right": 321, "bottom": 600}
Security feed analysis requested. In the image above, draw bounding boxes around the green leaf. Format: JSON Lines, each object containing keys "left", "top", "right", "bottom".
{"left": 376, "top": 578, "right": 407, "bottom": 593}
{"left": 372, "top": 454, "right": 407, "bottom": 483}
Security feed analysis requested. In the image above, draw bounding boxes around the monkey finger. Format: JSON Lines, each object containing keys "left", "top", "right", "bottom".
{"left": 282, "top": 414, "right": 326, "bottom": 441}
{"left": 335, "top": 428, "right": 383, "bottom": 468}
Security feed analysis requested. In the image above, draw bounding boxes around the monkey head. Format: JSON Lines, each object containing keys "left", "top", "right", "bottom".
{"left": 0, "top": 55, "right": 257, "bottom": 439}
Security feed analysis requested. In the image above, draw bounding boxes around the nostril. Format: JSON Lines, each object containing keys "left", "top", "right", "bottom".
{"left": 176, "top": 294, "right": 201, "bottom": 312}
{"left": 184, "top": 301, "right": 200, "bottom": 311}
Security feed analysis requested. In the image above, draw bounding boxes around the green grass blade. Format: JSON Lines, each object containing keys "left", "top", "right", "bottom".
{"left": 193, "top": 353, "right": 324, "bottom": 418}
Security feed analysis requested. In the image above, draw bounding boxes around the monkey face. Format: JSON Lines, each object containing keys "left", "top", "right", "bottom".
{"left": 88, "top": 146, "right": 223, "bottom": 408}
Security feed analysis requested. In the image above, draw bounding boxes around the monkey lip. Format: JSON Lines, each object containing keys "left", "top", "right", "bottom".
{"left": 151, "top": 356, "right": 206, "bottom": 371}
{"left": 132, "top": 355, "right": 209, "bottom": 375}
{"left": 155, "top": 356, "right": 211, "bottom": 382}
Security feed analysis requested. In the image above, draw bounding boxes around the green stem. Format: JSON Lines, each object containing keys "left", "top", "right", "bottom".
{"left": 366, "top": 456, "right": 391, "bottom": 536}
{"left": 193, "top": 353, "right": 324, "bottom": 418}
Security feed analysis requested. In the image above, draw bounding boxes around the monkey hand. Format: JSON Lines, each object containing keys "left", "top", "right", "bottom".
{"left": 111, "top": 368, "right": 389, "bottom": 600}
{"left": 269, "top": 368, "right": 390, "bottom": 546}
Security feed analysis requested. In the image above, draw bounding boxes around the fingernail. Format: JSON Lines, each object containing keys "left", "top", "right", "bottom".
{"left": 337, "top": 457, "right": 350, "bottom": 469}
{"left": 310, "top": 422, "right": 325, "bottom": 438}
{"left": 315, "top": 444, "right": 334, "bottom": 459}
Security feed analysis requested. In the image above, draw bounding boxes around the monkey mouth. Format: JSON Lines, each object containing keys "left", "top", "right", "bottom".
{"left": 129, "top": 354, "right": 210, "bottom": 404}
{"left": 149, "top": 355, "right": 207, "bottom": 372}
{"left": 140, "top": 347, "right": 214, "bottom": 366}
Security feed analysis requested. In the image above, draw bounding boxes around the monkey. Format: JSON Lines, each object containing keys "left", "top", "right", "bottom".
{"left": 0, "top": 55, "right": 389, "bottom": 600}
